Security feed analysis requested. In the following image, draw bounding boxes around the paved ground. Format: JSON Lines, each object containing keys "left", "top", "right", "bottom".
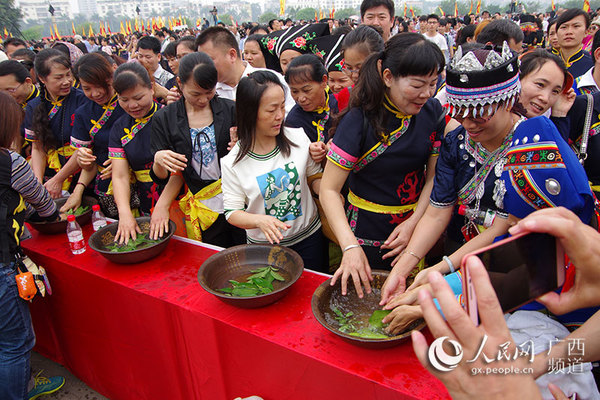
{"left": 30, "top": 351, "right": 109, "bottom": 400}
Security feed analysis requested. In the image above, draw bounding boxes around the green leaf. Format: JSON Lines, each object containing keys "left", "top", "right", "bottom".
{"left": 232, "top": 287, "right": 260, "bottom": 297}
{"left": 349, "top": 329, "right": 389, "bottom": 339}
{"left": 369, "top": 310, "right": 391, "bottom": 329}
{"left": 270, "top": 270, "right": 285, "bottom": 281}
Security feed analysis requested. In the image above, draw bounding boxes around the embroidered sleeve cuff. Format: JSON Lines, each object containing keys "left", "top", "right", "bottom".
{"left": 24, "top": 129, "right": 37, "bottom": 141}
{"left": 71, "top": 137, "right": 92, "bottom": 149}
{"left": 108, "top": 147, "right": 126, "bottom": 159}
{"left": 429, "top": 198, "right": 455, "bottom": 208}
{"left": 327, "top": 143, "right": 357, "bottom": 170}
{"left": 431, "top": 140, "right": 441, "bottom": 156}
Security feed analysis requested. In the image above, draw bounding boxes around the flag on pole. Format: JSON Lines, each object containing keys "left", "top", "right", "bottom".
{"left": 476, "top": 0, "right": 481, "bottom": 14}
{"left": 120, "top": 21, "right": 125, "bottom": 35}
{"left": 410, "top": 6, "right": 415, "bottom": 18}
{"left": 280, "top": 0, "right": 285, "bottom": 16}
{"left": 50, "top": 29, "right": 55, "bottom": 40}
{"left": 315, "top": 10, "right": 318, "bottom": 20}
{"left": 319, "top": 7, "right": 323, "bottom": 20}
{"left": 469, "top": 0, "right": 473, "bottom": 13}
{"left": 438, "top": 6, "right": 445, "bottom": 16}
{"left": 54, "top": 24, "right": 61, "bottom": 39}
{"left": 403, "top": 2, "right": 407, "bottom": 17}
{"left": 330, "top": 6, "right": 335, "bottom": 18}
{"left": 99, "top": 22, "right": 105, "bottom": 36}
{"left": 3, "top": 27, "right": 8, "bottom": 38}
{"left": 551, "top": 0, "right": 555, "bottom": 11}
{"left": 82, "top": 26, "right": 85, "bottom": 36}
{"left": 583, "top": 0, "right": 590, "bottom": 12}
{"left": 455, "top": 0, "right": 458, "bottom": 17}
{"left": 89, "top": 24, "right": 94, "bottom": 36}
{"left": 107, "top": 21, "right": 112, "bottom": 34}
{"left": 72, "top": 21, "right": 76, "bottom": 35}
{"left": 141, "top": 18, "right": 145, "bottom": 32}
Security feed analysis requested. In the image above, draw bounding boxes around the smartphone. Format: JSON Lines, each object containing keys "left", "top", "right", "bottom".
{"left": 461, "top": 232, "right": 565, "bottom": 325}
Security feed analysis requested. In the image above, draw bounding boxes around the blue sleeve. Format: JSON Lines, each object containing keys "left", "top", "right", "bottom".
{"left": 70, "top": 105, "right": 92, "bottom": 148}
{"left": 430, "top": 127, "right": 461, "bottom": 207}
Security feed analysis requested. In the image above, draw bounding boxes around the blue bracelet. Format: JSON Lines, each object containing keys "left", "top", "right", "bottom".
{"left": 443, "top": 256, "right": 455, "bottom": 273}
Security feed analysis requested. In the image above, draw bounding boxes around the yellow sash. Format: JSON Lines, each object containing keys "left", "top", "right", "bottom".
{"left": 47, "top": 145, "right": 76, "bottom": 191}
{"left": 178, "top": 179, "right": 222, "bottom": 241}
{"left": 347, "top": 190, "right": 417, "bottom": 214}
{"left": 133, "top": 169, "right": 153, "bottom": 183}
{"left": 591, "top": 183, "right": 600, "bottom": 193}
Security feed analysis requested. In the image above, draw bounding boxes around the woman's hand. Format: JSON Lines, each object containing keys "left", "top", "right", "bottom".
{"left": 149, "top": 205, "right": 170, "bottom": 240}
{"left": 75, "top": 147, "right": 96, "bottom": 169}
{"left": 381, "top": 216, "right": 417, "bottom": 261}
{"left": 551, "top": 87, "right": 576, "bottom": 117}
{"left": 309, "top": 141, "right": 327, "bottom": 163}
{"left": 330, "top": 246, "right": 373, "bottom": 298}
{"left": 227, "top": 126, "right": 238, "bottom": 151}
{"left": 154, "top": 150, "right": 188, "bottom": 174}
{"left": 43, "top": 177, "right": 64, "bottom": 199}
{"left": 383, "top": 304, "right": 423, "bottom": 335}
{"left": 383, "top": 282, "right": 431, "bottom": 310}
{"left": 165, "top": 86, "right": 181, "bottom": 105}
{"left": 255, "top": 215, "right": 290, "bottom": 244}
{"left": 114, "top": 213, "right": 141, "bottom": 245}
{"left": 59, "top": 191, "right": 82, "bottom": 213}
{"left": 100, "top": 159, "right": 112, "bottom": 180}
{"left": 379, "top": 265, "right": 411, "bottom": 306}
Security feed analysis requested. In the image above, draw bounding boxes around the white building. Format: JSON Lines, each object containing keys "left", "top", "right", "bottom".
{"left": 285, "top": 0, "right": 361, "bottom": 11}
{"left": 78, "top": 0, "right": 98, "bottom": 18}
{"left": 18, "top": 0, "right": 74, "bottom": 22}
{"left": 93, "top": 0, "right": 175, "bottom": 18}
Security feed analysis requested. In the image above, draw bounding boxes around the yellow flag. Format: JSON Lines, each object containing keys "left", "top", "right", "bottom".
{"left": 584, "top": 0, "right": 590, "bottom": 12}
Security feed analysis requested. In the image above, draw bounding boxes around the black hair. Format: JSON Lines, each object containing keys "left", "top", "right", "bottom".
{"left": 74, "top": 53, "right": 113, "bottom": 92}
{"left": 456, "top": 24, "right": 477, "bottom": 46}
{"left": 476, "top": 19, "right": 524, "bottom": 45}
{"left": 195, "top": 26, "right": 240, "bottom": 58}
{"left": 334, "top": 32, "right": 444, "bottom": 141}
{"left": 285, "top": 54, "right": 327, "bottom": 85}
{"left": 593, "top": 29, "right": 600, "bottom": 57}
{"left": 4, "top": 37, "right": 26, "bottom": 49}
{"left": 32, "top": 49, "right": 72, "bottom": 152}
{"left": 520, "top": 49, "right": 569, "bottom": 92}
{"left": 341, "top": 25, "right": 385, "bottom": 56}
{"left": 155, "top": 30, "right": 165, "bottom": 39}
{"left": 245, "top": 34, "right": 264, "bottom": 45}
{"left": 547, "top": 18, "right": 558, "bottom": 35}
{"left": 136, "top": 36, "right": 161, "bottom": 54}
{"left": 11, "top": 48, "right": 35, "bottom": 72}
{"left": 360, "top": 0, "right": 394, "bottom": 19}
{"left": 177, "top": 36, "right": 196, "bottom": 52}
{"left": 234, "top": 70, "right": 295, "bottom": 164}
{"left": 556, "top": 8, "right": 591, "bottom": 30}
{"left": 332, "top": 25, "right": 353, "bottom": 35}
{"left": 268, "top": 19, "right": 279, "bottom": 30}
{"left": 113, "top": 62, "right": 152, "bottom": 94}
{"left": 427, "top": 14, "right": 440, "bottom": 22}
{"left": 0, "top": 60, "right": 30, "bottom": 82}
{"left": 163, "top": 41, "right": 177, "bottom": 58}
{"left": 419, "top": 15, "right": 428, "bottom": 22}
{"left": 178, "top": 52, "right": 217, "bottom": 90}
{"left": 249, "top": 25, "right": 269, "bottom": 35}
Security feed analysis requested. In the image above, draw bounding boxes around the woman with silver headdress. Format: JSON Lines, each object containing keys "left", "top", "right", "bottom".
{"left": 379, "top": 42, "right": 525, "bottom": 310}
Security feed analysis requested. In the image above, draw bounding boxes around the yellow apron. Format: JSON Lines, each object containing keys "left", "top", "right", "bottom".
{"left": 178, "top": 179, "right": 222, "bottom": 241}
{"left": 47, "top": 145, "right": 76, "bottom": 191}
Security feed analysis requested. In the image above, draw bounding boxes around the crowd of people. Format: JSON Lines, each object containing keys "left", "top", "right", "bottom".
{"left": 2, "top": 1, "right": 600, "bottom": 399}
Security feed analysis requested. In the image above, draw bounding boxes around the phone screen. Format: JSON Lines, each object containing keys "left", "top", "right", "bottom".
{"left": 478, "top": 233, "right": 560, "bottom": 313}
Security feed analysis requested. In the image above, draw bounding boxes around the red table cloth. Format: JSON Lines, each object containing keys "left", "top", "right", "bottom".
{"left": 22, "top": 225, "right": 450, "bottom": 400}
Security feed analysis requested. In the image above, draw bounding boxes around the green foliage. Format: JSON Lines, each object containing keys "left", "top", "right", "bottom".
{"left": 218, "top": 267, "right": 285, "bottom": 297}
{"left": 107, "top": 233, "right": 158, "bottom": 253}
{"left": 21, "top": 26, "right": 43, "bottom": 41}
{"left": 295, "top": 8, "right": 317, "bottom": 21}
{"left": 259, "top": 11, "right": 278, "bottom": 24}
{"left": 0, "top": 0, "right": 22, "bottom": 36}
{"left": 333, "top": 8, "right": 358, "bottom": 20}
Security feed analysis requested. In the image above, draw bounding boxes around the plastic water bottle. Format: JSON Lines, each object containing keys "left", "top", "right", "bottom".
{"left": 91, "top": 204, "right": 107, "bottom": 232}
{"left": 458, "top": 205, "right": 497, "bottom": 228}
{"left": 66, "top": 214, "right": 86, "bottom": 254}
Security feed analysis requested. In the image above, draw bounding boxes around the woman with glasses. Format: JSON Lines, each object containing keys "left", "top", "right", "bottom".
{"left": 336, "top": 25, "right": 384, "bottom": 111}
{"left": 320, "top": 33, "right": 446, "bottom": 297}
{"left": 150, "top": 53, "right": 244, "bottom": 246}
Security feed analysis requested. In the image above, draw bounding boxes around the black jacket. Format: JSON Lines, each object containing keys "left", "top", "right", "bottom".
{"left": 150, "top": 95, "right": 236, "bottom": 194}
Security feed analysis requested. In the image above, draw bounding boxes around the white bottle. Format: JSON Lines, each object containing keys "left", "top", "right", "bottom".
{"left": 66, "top": 214, "right": 86, "bottom": 254}
{"left": 91, "top": 204, "right": 107, "bottom": 232}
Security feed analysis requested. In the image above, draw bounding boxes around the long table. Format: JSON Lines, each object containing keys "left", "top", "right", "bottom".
{"left": 23, "top": 224, "right": 449, "bottom": 400}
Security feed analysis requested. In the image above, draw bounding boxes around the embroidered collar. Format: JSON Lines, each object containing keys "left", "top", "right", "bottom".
{"left": 313, "top": 89, "right": 330, "bottom": 114}
{"left": 22, "top": 86, "right": 39, "bottom": 109}
{"left": 89, "top": 94, "right": 119, "bottom": 138}
{"left": 383, "top": 94, "right": 410, "bottom": 119}
{"left": 560, "top": 47, "right": 584, "bottom": 68}
{"left": 121, "top": 103, "right": 158, "bottom": 146}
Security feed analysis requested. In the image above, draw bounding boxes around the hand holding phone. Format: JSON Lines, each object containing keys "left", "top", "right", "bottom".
{"left": 462, "top": 232, "right": 565, "bottom": 325}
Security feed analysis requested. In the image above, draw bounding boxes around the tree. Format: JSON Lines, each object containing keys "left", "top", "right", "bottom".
{"left": 259, "top": 11, "right": 278, "bottom": 24}
{"left": 334, "top": 8, "right": 357, "bottom": 20}
{"left": 295, "top": 7, "right": 317, "bottom": 21}
{"left": 22, "top": 25, "right": 42, "bottom": 41}
{"left": 0, "top": 0, "right": 23, "bottom": 37}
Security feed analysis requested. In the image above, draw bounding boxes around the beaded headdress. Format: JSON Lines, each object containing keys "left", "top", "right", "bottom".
{"left": 446, "top": 42, "right": 521, "bottom": 119}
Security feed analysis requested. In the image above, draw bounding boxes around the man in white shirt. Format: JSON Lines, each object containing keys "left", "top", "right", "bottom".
{"left": 136, "top": 36, "right": 174, "bottom": 87}
{"left": 575, "top": 30, "right": 600, "bottom": 95}
{"left": 195, "top": 26, "right": 295, "bottom": 113}
{"left": 424, "top": 14, "right": 449, "bottom": 63}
